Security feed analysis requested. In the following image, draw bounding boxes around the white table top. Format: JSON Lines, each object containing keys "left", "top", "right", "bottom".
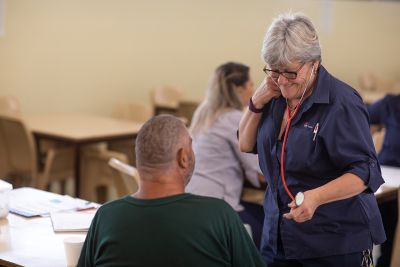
{"left": 376, "top": 165, "right": 400, "bottom": 198}
{"left": 0, "top": 212, "right": 88, "bottom": 267}
{"left": 24, "top": 113, "right": 142, "bottom": 143}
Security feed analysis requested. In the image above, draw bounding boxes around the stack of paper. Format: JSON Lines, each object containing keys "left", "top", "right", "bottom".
{"left": 50, "top": 211, "right": 96, "bottom": 232}
{"left": 9, "top": 187, "right": 98, "bottom": 217}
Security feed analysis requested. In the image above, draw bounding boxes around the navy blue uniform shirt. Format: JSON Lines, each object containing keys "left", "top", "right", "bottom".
{"left": 253, "top": 66, "right": 386, "bottom": 262}
{"left": 368, "top": 94, "right": 400, "bottom": 167}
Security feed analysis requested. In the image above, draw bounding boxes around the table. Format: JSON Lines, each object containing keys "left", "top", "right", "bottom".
{"left": 0, "top": 213, "right": 87, "bottom": 267}
{"left": 376, "top": 165, "right": 400, "bottom": 203}
{"left": 0, "top": 187, "right": 97, "bottom": 267}
{"left": 24, "top": 114, "right": 142, "bottom": 197}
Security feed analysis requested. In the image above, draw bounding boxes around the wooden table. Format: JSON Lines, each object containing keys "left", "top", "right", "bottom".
{"left": 24, "top": 114, "right": 142, "bottom": 197}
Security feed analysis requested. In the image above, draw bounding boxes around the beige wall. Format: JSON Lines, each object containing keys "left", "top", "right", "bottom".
{"left": 0, "top": 0, "right": 399, "bottom": 115}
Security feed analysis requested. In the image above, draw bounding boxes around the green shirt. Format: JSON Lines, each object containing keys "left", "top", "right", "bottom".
{"left": 77, "top": 193, "right": 266, "bottom": 267}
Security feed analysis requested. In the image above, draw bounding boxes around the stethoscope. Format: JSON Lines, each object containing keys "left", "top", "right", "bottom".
{"left": 269, "top": 64, "right": 316, "bottom": 207}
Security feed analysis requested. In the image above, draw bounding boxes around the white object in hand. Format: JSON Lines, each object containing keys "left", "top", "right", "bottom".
{"left": 295, "top": 192, "right": 305, "bottom": 207}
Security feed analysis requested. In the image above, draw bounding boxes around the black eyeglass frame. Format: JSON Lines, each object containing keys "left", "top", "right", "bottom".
{"left": 263, "top": 63, "right": 306, "bottom": 80}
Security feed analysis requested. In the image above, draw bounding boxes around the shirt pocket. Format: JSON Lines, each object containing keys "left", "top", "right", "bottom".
{"left": 286, "top": 122, "right": 319, "bottom": 170}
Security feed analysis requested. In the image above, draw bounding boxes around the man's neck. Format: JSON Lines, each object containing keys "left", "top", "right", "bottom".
{"left": 131, "top": 179, "right": 185, "bottom": 199}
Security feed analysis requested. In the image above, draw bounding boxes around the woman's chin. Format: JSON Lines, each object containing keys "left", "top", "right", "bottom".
{"left": 280, "top": 90, "right": 297, "bottom": 100}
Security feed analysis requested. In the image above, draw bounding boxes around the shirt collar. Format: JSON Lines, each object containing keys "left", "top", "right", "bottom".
{"left": 308, "top": 65, "right": 330, "bottom": 105}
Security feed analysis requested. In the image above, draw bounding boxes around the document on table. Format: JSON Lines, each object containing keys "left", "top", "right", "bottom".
{"left": 50, "top": 211, "right": 96, "bottom": 232}
{"left": 9, "top": 187, "right": 98, "bottom": 217}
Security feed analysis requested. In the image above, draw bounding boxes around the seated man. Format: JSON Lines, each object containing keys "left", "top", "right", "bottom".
{"left": 77, "top": 115, "right": 265, "bottom": 267}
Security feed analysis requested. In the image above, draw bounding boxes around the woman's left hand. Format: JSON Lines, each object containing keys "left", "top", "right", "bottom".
{"left": 283, "top": 190, "right": 321, "bottom": 223}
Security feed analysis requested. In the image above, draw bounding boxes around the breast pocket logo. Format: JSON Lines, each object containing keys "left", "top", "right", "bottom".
{"left": 303, "top": 122, "right": 314, "bottom": 129}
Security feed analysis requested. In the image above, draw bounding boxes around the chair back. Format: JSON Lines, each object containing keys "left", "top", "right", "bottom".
{"left": 112, "top": 101, "right": 153, "bottom": 123}
{"left": 108, "top": 158, "right": 139, "bottom": 196}
{"left": 151, "top": 86, "right": 182, "bottom": 115}
{"left": 0, "top": 96, "right": 21, "bottom": 115}
{"left": 372, "top": 128, "right": 386, "bottom": 154}
{"left": 0, "top": 114, "right": 37, "bottom": 185}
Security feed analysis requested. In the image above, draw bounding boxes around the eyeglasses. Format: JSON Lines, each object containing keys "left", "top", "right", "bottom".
{"left": 263, "top": 63, "right": 305, "bottom": 80}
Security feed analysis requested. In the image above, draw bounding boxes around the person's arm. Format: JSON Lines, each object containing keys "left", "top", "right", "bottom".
{"left": 283, "top": 173, "right": 366, "bottom": 223}
{"left": 239, "top": 78, "right": 281, "bottom": 152}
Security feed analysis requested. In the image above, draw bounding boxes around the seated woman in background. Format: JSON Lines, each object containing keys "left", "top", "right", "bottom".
{"left": 368, "top": 94, "right": 400, "bottom": 267}
{"left": 186, "top": 62, "right": 265, "bottom": 249}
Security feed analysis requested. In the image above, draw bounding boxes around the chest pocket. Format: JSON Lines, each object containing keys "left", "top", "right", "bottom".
{"left": 285, "top": 121, "right": 319, "bottom": 171}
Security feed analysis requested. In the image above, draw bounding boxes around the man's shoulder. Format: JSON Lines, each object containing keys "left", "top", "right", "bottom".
{"left": 185, "top": 194, "right": 234, "bottom": 210}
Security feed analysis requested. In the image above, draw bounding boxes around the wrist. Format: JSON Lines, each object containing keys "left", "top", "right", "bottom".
{"left": 249, "top": 97, "right": 264, "bottom": 113}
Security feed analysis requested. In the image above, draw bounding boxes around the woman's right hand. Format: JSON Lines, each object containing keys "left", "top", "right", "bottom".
{"left": 251, "top": 77, "right": 281, "bottom": 109}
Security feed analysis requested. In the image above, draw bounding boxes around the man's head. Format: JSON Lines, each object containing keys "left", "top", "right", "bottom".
{"left": 135, "top": 115, "right": 195, "bottom": 185}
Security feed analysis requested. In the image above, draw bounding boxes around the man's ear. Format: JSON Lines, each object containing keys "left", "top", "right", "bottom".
{"left": 177, "top": 147, "right": 188, "bottom": 169}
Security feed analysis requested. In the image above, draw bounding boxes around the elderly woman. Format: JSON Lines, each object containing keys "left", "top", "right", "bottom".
{"left": 186, "top": 62, "right": 265, "bottom": 248}
{"left": 239, "top": 13, "right": 385, "bottom": 266}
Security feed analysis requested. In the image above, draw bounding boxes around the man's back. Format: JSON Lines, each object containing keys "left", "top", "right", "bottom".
{"left": 77, "top": 193, "right": 265, "bottom": 267}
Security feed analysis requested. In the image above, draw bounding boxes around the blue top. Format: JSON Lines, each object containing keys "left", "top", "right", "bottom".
{"left": 367, "top": 94, "right": 400, "bottom": 167}
{"left": 253, "top": 66, "right": 386, "bottom": 261}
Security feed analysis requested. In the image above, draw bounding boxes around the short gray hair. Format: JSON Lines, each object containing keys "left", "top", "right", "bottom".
{"left": 261, "top": 12, "right": 321, "bottom": 68}
{"left": 136, "top": 115, "right": 187, "bottom": 168}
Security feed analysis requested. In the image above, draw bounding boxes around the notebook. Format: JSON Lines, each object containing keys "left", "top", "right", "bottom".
{"left": 9, "top": 187, "right": 97, "bottom": 217}
{"left": 50, "top": 211, "right": 96, "bottom": 232}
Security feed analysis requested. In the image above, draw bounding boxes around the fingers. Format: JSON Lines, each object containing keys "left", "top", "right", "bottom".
{"left": 283, "top": 212, "right": 293, "bottom": 219}
{"left": 283, "top": 206, "right": 314, "bottom": 223}
{"left": 288, "top": 201, "right": 296, "bottom": 208}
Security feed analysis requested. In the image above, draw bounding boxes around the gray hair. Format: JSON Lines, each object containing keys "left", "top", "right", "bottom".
{"left": 261, "top": 12, "right": 321, "bottom": 68}
{"left": 136, "top": 115, "right": 187, "bottom": 169}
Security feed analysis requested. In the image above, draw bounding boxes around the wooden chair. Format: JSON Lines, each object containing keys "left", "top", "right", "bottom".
{"left": 108, "top": 158, "right": 139, "bottom": 196}
{"left": 177, "top": 101, "right": 198, "bottom": 126}
{"left": 0, "top": 114, "right": 74, "bottom": 190}
{"left": 0, "top": 96, "right": 21, "bottom": 178}
{"left": 151, "top": 86, "right": 182, "bottom": 115}
{"left": 390, "top": 187, "right": 400, "bottom": 267}
{"left": 109, "top": 101, "right": 153, "bottom": 165}
{"left": 0, "top": 95, "right": 21, "bottom": 115}
{"left": 112, "top": 101, "right": 153, "bottom": 123}
{"left": 80, "top": 147, "right": 138, "bottom": 203}
{"left": 372, "top": 128, "right": 386, "bottom": 154}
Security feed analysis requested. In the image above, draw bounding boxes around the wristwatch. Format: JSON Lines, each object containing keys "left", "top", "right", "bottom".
{"left": 295, "top": 192, "right": 304, "bottom": 206}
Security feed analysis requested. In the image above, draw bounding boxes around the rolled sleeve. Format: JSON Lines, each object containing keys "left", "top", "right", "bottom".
{"left": 345, "top": 158, "right": 383, "bottom": 192}
{"left": 322, "top": 98, "right": 384, "bottom": 192}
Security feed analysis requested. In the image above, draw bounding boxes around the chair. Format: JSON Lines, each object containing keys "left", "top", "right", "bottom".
{"left": 177, "top": 101, "right": 198, "bottom": 126}
{"left": 0, "top": 95, "right": 21, "bottom": 115}
{"left": 372, "top": 128, "right": 386, "bottom": 154}
{"left": 0, "top": 96, "right": 21, "bottom": 178}
{"left": 109, "top": 101, "right": 153, "bottom": 165}
{"left": 108, "top": 158, "right": 139, "bottom": 196}
{"left": 390, "top": 188, "right": 400, "bottom": 267}
{"left": 80, "top": 147, "right": 138, "bottom": 203}
{"left": 0, "top": 114, "right": 74, "bottom": 190}
{"left": 112, "top": 101, "right": 153, "bottom": 123}
{"left": 151, "top": 86, "right": 183, "bottom": 115}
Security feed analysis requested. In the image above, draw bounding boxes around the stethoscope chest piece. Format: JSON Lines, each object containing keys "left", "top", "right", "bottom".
{"left": 295, "top": 192, "right": 305, "bottom": 206}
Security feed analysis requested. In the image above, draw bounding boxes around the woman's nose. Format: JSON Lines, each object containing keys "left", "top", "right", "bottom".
{"left": 277, "top": 74, "right": 289, "bottom": 85}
